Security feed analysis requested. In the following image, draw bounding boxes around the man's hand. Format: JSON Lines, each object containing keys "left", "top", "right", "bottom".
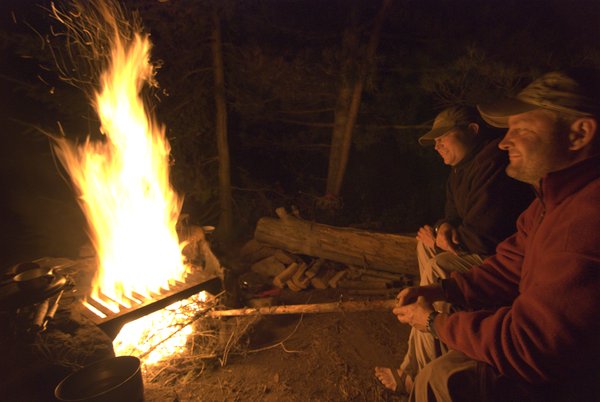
{"left": 393, "top": 296, "right": 434, "bottom": 332}
{"left": 416, "top": 225, "right": 436, "bottom": 248}
{"left": 435, "top": 222, "right": 460, "bottom": 254}
{"left": 396, "top": 284, "right": 445, "bottom": 307}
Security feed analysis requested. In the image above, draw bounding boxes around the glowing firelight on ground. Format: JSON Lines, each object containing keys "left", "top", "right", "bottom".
{"left": 113, "top": 292, "right": 209, "bottom": 365}
{"left": 53, "top": 3, "right": 196, "bottom": 363}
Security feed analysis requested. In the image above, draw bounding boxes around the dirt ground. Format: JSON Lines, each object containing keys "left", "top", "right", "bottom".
{"left": 1, "top": 251, "right": 415, "bottom": 402}
{"left": 142, "top": 287, "right": 412, "bottom": 402}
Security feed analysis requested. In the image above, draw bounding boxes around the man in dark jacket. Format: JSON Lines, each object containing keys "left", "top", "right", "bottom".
{"left": 394, "top": 69, "right": 600, "bottom": 402}
{"left": 376, "top": 106, "right": 532, "bottom": 394}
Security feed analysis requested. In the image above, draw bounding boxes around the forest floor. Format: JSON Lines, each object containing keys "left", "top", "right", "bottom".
{"left": 142, "top": 284, "right": 413, "bottom": 402}
{"left": 1, "top": 243, "right": 415, "bottom": 402}
{"left": 143, "top": 304, "right": 411, "bottom": 401}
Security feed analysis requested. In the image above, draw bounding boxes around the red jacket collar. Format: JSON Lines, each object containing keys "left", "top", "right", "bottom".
{"left": 540, "top": 154, "right": 600, "bottom": 207}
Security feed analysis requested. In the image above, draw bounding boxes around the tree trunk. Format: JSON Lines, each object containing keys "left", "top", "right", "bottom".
{"left": 211, "top": 6, "right": 233, "bottom": 242}
{"left": 254, "top": 209, "right": 418, "bottom": 276}
{"left": 325, "top": 85, "right": 352, "bottom": 198}
{"left": 326, "top": 0, "right": 393, "bottom": 198}
{"left": 325, "top": 6, "right": 359, "bottom": 199}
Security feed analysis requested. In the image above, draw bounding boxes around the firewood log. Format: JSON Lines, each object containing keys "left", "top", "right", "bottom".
{"left": 311, "top": 269, "right": 336, "bottom": 289}
{"left": 206, "top": 299, "right": 398, "bottom": 317}
{"left": 347, "top": 287, "right": 404, "bottom": 296}
{"left": 286, "top": 279, "right": 303, "bottom": 292}
{"left": 359, "top": 274, "right": 393, "bottom": 283}
{"left": 304, "top": 258, "right": 325, "bottom": 279}
{"left": 337, "top": 279, "right": 388, "bottom": 289}
{"left": 348, "top": 266, "right": 405, "bottom": 281}
{"left": 272, "top": 249, "right": 295, "bottom": 265}
{"left": 254, "top": 212, "right": 418, "bottom": 275}
{"left": 329, "top": 269, "right": 348, "bottom": 288}
{"left": 250, "top": 256, "right": 285, "bottom": 277}
{"left": 273, "top": 262, "right": 299, "bottom": 288}
{"left": 291, "top": 262, "right": 310, "bottom": 289}
{"left": 240, "top": 239, "right": 279, "bottom": 264}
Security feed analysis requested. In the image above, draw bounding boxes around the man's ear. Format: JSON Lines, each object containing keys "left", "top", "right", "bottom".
{"left": 467, "top": 122, "right": 480, "bottom": 135}
{"left": 569, "top": 117, "right": 597, "bottom": 151}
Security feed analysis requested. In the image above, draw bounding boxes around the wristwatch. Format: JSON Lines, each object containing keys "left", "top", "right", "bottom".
{"left": 427, "top": 311, "right": 439, "bottom": 339}
{"left": 433, "top": 221, "right": 443, "bottom": 236}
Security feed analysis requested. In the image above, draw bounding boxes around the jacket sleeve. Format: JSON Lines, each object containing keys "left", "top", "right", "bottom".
{"left": 438, "top": 251, "right": 600, "bottom": 383}
{"left": 444, "top": 179, "right": 460, "bottom": 227}
{"left": 437, "top": 199, "right": 600, "bottom": 384}
{"left": 456, "top": 156, "right": 532, "bottom": 255}
{"left": 444, "top": 207, "right": 531, "bottom": 309}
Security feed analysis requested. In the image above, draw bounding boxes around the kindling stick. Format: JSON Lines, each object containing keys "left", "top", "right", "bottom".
{"left": 205, "top": 299, "right": 397, "bottom": 318}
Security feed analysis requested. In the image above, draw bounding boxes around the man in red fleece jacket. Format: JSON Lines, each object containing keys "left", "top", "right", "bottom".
{"left": 394, "top": 69, "right": 600, "bottom": 402}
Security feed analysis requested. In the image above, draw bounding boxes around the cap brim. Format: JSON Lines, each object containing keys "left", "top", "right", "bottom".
{"left": 477, "top": 98, "right": 539, "bottom": 128}
{"left": 418, "top": 126, "right": 453, "bottom": 146}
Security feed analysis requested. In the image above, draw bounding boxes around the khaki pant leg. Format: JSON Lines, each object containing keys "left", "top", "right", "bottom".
{"left": 416, "top": 241, "right": 484, "bottom": 285}
{"left": 416, "top": 240, "right": 438, "bottom": 286}
{"left": 431, "top": 252, "right": 483, "bottom": 315}
{"left": 401, "top": 242, "right": 484, "bottom": 378}
{"left": 400, "top": 328, "right": 442, "bottom": 379}
{"left": 409, "top": 350, "right": 482, "bottom": 402}
{"left": 400, "top": 242, "right": 440, "bottom": 377}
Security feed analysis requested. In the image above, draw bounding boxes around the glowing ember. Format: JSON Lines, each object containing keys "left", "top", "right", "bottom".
{"left": 52, "top": 2, "right": 196, "bottom": 363}
{"left": 114, "top": 292, "right": 209, "bottom": 365}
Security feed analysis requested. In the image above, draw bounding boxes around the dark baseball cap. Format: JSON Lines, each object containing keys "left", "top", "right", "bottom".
{"left": 418, "top": 106, "right": 479, "bottom": 146}
{"left": 477, "top": 69, "right": 600, "bottom": 128}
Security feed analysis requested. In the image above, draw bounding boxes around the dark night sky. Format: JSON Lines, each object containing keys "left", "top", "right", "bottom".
{"left": 1, "top": 0, "right": 600, "bottom": 267}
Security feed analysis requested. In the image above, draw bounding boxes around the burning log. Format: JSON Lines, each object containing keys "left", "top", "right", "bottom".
{"left": 206, "top": 299, "right": 397, "bottom": 317}
{"left": 254, "top": 208, "right": 418, "bottom": 276}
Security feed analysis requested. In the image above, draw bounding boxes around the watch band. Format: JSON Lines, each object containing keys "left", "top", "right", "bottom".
{"left": 427, "top": 311, "right": 439, "bottom": 339}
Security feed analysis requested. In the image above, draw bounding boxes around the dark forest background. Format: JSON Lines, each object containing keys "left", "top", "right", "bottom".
{"left": 1, "top": 0, "right": 600, "bottom": 265}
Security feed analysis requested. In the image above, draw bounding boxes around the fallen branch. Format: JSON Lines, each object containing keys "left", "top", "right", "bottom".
{"left": 206, "top": 299, "right": 397, "bottom": 317}
{"left": 254, "top": 210, "right": 418, "bottom": 275}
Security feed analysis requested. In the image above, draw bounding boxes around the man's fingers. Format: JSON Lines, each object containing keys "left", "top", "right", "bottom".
{"left": 393, "top": 306, "right": 411, "bottom": 324}
{"left": 452, "top": 229, "right": 460, "bottom": 245}
{"left": 397, "top": 289, "right": 418, "bottom": 306}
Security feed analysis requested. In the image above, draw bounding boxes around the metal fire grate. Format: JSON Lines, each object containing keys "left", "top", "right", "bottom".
{"left": 81, "top": 270, "right": 221, "bottom": 339}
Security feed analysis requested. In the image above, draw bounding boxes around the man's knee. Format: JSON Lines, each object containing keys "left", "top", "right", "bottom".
{"left": 412, "top": 351, "right": 480, "bottom": 402}
{"left": 417, "top": 241, "right": 439, "bottom": 285}
{"left": 432, "top": 251, "right": 479, "bottom": 279}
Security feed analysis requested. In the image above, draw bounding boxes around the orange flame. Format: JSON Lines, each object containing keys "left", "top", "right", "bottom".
{"left": 53, "top": 20, "right": 193, "bottom": 362}
{"left": 55, "top": 32, "right": 187, "bottom": 301}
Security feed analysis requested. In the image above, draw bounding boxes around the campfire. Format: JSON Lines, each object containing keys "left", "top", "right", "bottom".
{"left": 49, "top": 0, "right": 223, "bottom": 364}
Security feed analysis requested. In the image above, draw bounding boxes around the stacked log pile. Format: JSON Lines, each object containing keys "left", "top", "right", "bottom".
{"left": 253, "top": 208, "right": 418, "bottom": 277}
{"left": 241, "top": 221, "right": 416, "bottom": 297}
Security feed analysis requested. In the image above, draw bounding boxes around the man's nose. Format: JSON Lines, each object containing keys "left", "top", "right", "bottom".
{"left": 498, "top": 132, "right": 511, "bottom": 150}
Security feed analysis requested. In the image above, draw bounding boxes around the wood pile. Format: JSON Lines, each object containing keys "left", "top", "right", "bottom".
{"left": 253, "top": 208, "right": 418, "bottom": 276}
{"left": 240, "top": 238, "right": 413, "bottom": 296}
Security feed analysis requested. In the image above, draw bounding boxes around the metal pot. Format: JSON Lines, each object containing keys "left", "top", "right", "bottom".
{"left": 13, "top": 267, "right": 54, "bottom": 291}
{"left": 54, "top": 356, "right": 144, "bottom": 402}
